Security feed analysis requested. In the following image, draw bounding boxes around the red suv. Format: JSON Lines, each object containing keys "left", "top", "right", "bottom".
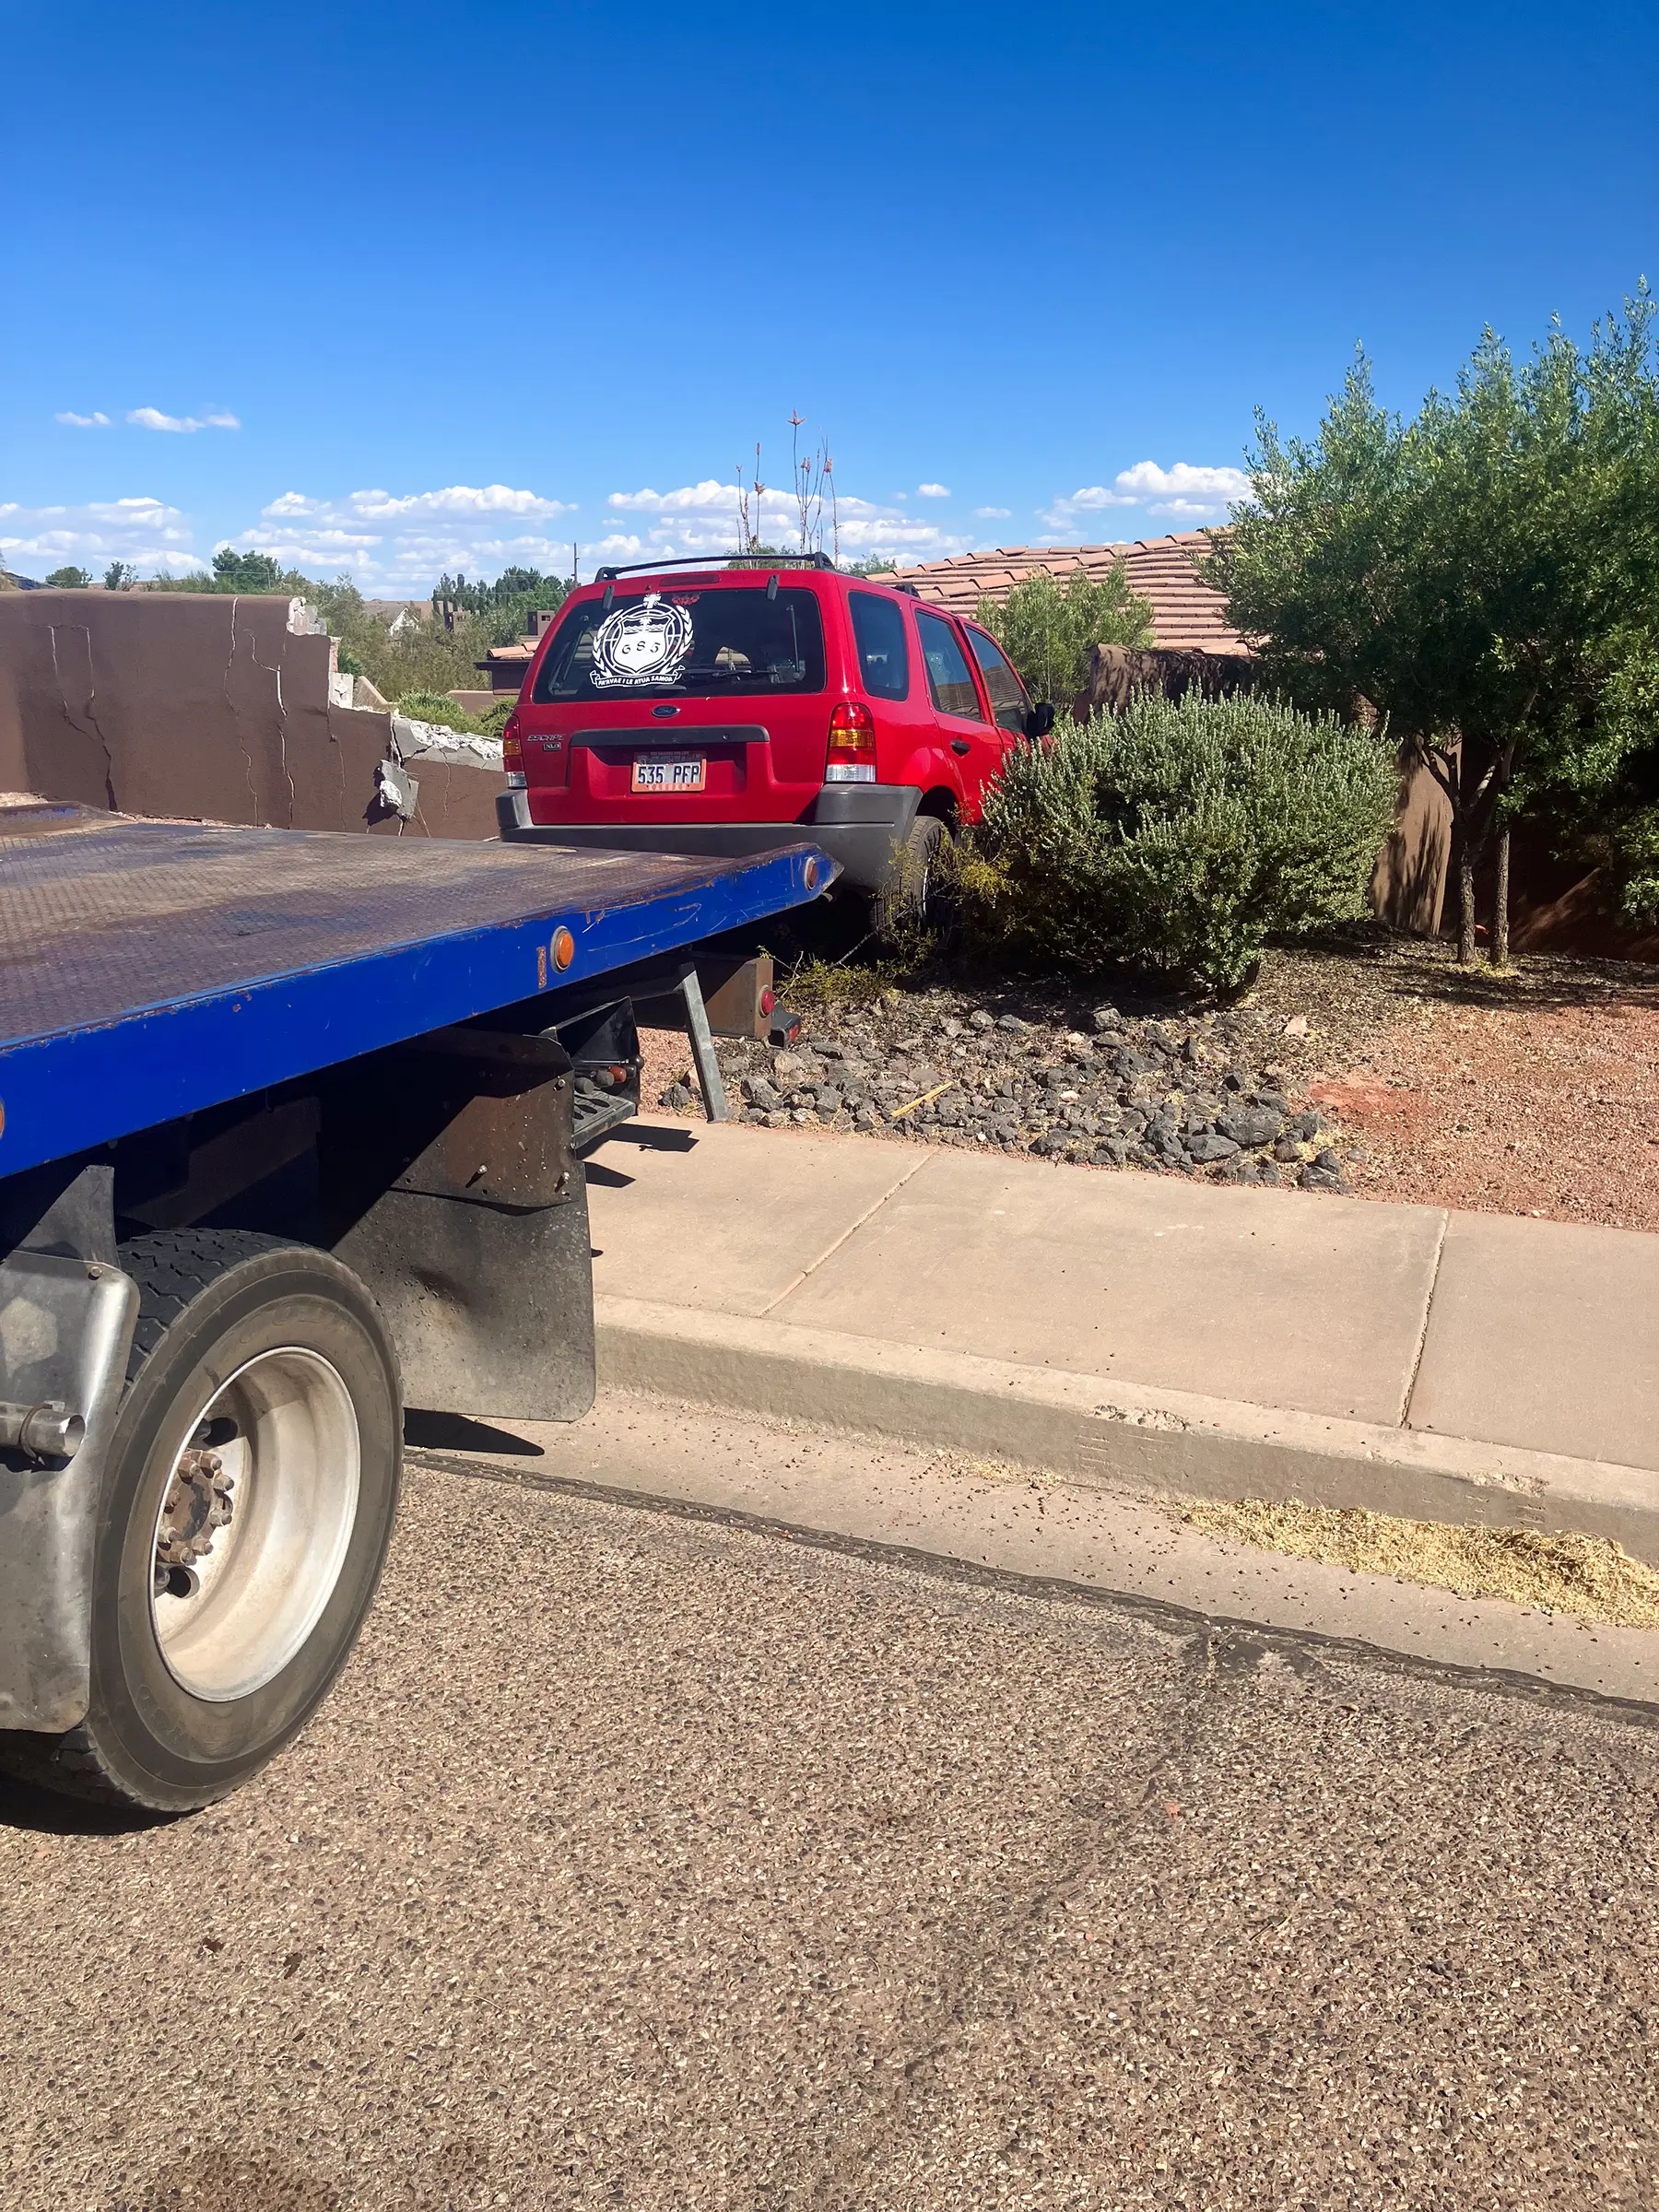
{"left": 496, "top": 554, "right": 1053, "bottom": 911}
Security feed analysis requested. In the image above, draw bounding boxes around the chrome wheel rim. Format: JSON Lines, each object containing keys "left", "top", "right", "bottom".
{"left": 148, "top": 1347, "right": 360, "bottom": 1702}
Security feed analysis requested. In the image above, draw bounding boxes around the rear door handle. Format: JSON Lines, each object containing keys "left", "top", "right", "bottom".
{"left": 949, "top": 739, "right": 971, "bottom": 756}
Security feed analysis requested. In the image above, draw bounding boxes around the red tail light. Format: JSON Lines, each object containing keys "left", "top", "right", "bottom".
{"left": 502, "top": 711, "right": 525, "bottom": 789}
{"left": 826, "top": 700, "right": 877, "bottom": 783}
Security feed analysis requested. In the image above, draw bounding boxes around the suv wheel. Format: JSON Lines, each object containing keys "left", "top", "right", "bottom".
{"left": 873, "top": 815, "right": 953, "bottom": 940}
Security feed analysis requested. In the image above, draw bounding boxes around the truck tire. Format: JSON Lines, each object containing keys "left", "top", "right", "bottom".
{"left": 0, "top": 1230, "right": 401, "bottom": 1812}
{"left": 872, "top": 813, "right": 953, "bottom": 940}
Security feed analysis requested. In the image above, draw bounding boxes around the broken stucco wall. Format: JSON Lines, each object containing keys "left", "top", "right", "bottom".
{"left": 0, "top": 590, "right": 501, "bottom": 839}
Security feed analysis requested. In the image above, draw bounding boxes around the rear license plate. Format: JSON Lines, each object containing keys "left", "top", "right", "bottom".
{"left": 631, "top": 754, "right": 705, "bottom": 794}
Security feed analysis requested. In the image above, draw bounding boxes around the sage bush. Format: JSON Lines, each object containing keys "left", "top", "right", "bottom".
{"left": 959, "top": 692, "right": 1399, "bottom": 990}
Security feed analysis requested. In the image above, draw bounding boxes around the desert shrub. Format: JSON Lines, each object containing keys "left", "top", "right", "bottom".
{"left": 960, "top": 692, "right": 1399, "bottom": 989}
{"left": 974, "top": 565, "right": 1153, "bottom": 705}
{"left": 394, "top": 688, "right": 486, "bottom": 733}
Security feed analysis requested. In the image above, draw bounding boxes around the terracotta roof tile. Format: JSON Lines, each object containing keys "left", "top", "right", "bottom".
{"left": 891, "top": 529, "right": 1248, "bottom": 655}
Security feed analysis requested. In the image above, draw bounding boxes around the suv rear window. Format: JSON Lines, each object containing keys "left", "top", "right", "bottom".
{"left": 849, "top": 591, "right": 911, "bottom": 700}
{"left": 533, "top": 584, "right": 826, "bottom": 702}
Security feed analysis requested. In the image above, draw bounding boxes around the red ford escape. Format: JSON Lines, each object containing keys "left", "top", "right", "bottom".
{"left": 496, "top": 553, "right": 1053, "bottom": 916}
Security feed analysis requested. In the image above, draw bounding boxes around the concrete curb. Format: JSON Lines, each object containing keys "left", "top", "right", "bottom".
{"left": 595, "top": 1294, "right": 1659, "bottom": 1562}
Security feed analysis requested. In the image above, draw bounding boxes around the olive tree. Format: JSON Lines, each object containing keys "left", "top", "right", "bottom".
{"left": 974, "top": 562, "right": 1153, "bottom": 707}
{"left": 1207, "top": 296, "right": 1659, "bottom": 964}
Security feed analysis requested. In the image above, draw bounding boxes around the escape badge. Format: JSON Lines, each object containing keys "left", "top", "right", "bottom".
{"left": 590, "top": 593, "right": 694, "bottom": 688}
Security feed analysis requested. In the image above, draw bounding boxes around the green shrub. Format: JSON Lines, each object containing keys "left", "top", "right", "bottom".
{"left": 960, "top": 692, "right": 1399, "bottom": 990}
{"left": 394, "top": 689, "right": 485, "bottom": 733}
{"left": 974, "top": 565, "right": 1153, "bottom": 705}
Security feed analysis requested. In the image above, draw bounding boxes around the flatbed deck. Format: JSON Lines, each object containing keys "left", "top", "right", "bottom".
{"left": 0, "top": 804, "right": 827, "bottom": 1176}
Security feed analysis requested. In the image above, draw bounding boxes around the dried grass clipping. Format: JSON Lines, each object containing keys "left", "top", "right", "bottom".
{"left": 1181, "top": 1499, "right": 1659, "bottom": 1630}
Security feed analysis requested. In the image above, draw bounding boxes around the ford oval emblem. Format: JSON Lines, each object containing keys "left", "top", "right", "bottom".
{"left": 651, "top": 703, "right": 680, "bottom": 718}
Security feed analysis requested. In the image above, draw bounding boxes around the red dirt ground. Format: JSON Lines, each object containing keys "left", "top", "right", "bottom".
{"left": 1312, "top": 998, "right": 1659, "bottom": 1231}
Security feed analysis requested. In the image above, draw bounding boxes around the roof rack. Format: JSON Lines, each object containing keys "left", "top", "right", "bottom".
{"left": 592, "top": 550, "right": 840, "bottom": 582}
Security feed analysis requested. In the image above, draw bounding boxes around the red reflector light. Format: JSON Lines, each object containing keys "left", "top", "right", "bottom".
{"left": 760, "top": 988, "right": 777, "bottom": 1015}
{"left": 826, "top": 700, "right": 876, "bottom": 782}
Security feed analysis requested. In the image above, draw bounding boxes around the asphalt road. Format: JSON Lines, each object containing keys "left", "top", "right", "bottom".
{"left": 5, "top": 1422, "right": 1659, "bottom": 2212}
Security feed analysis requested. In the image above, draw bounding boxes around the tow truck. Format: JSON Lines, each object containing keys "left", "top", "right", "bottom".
{"left": 0, "top": 800, "right": 831, "bottom": 1811}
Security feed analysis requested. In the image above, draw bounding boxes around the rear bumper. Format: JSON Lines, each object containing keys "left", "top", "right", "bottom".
{"left": 497, "top": 783, "right": 921, "bottom": 894}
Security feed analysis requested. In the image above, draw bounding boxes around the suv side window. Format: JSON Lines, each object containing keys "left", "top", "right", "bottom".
{"left": 914, "top": 609, "right": 984, "bottom": 722}
{"left": 965, "top": 626, "right": 1031, "bottom": 735}
{"left": 849, "top": 591, "right": 911, "bottom": 700}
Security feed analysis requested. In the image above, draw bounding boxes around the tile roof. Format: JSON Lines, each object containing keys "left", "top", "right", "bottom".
{"left": 889, "top": 530, "right": 1249, "bottom": 655}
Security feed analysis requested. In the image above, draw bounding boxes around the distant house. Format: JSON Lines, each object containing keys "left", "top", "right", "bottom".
{"left": 891, "top": 529, "right": 1249, "bottom": 655}
{"left": 477, "top": 608, "right": 562, "bottom": 694}
{"left": 364, "top": 600, "right": 429, "bottom": 637}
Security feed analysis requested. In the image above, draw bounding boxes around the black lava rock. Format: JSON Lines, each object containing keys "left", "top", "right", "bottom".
{"left": 1218, "top": 1106, "right": 1283, "bottom": 1148}
{"left": 1186, "top": 1132, "right": 1241, "bottom": 1163}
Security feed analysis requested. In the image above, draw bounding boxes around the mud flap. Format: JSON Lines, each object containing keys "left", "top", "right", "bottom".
{"left": 321, "top": 1028, "right": 595, "bottom": 1423}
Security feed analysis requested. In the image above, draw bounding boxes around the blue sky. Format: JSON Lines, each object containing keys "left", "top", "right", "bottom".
{"left": 3, "top": 0, "right": 1654, "bottom": 591}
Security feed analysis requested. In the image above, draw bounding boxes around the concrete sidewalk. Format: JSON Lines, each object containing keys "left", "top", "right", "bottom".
{"left": 587, "top": 1119, "right": 1659, "bottom": 1558}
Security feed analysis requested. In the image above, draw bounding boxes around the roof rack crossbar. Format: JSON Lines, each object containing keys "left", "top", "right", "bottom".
{"left": 592, "top": 551, "right": 840, "bottom": 582}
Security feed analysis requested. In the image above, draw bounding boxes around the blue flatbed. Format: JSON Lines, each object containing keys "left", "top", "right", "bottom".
{"left": 0, "top": 803, "right": 827, "bottom": 1178}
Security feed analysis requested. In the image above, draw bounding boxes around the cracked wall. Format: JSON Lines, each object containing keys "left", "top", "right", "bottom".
{"left": 0, "top": 591, "right": 501, "bottom": 839}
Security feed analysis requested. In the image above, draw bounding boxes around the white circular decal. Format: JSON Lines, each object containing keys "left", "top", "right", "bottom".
{"left": 590, "top": 592, "right": 694, "bottom": 688}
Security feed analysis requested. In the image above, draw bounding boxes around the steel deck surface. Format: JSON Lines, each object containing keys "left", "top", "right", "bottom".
{"left": 0, "top": 806, "right": 828, "bottom": 1176}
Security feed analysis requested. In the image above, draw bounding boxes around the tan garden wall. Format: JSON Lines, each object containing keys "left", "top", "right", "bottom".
{"left": 0, "top": 590, "right": 500, "bottom": 840}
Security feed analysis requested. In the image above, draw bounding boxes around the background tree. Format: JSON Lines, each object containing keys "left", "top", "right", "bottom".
{"left": 44, "top": 565, "right": 92, "bottom": 587}
{"left": 102, "top": 561, "right": 137, "bottom": 591}
{"left": 148, "top": 547, "right": 312, "bottom": 594}
{"left": 1207, "top": 298, "right": 1659, "bottom": 964}
{"left": 430, "top": 565, "right": 568, "bottom": 650}
{"left": 974, "top": 565, "right": 1154, "bottom": 708}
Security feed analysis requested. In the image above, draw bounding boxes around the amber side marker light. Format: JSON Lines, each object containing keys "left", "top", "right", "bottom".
{"left": 550, "top": 926, "right": 575, "bottom": 971}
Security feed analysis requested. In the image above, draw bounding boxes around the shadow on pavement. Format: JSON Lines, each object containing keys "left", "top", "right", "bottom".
{"left": 404, "top": 1409, "right": 546, "bottom": 1458}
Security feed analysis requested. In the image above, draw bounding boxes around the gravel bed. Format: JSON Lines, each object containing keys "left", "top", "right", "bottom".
{"left": 656, "top": 983, "right": 1352, "bottom": 1193}
{"left": 643, "top": 932, "right": 1659, "bottom": 1223}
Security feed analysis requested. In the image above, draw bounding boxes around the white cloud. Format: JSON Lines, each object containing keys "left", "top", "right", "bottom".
{"left": 917, "top": 482, "right": 951, "bottom": 499}
{"left": 127, "top": 406, "right": 241, "bottom": 433}
{"left": 1042, "top": 460, "right": 1250, "bottom": 533}
{"left": 1111, "top": 460, "right": 1250, "bottom": 512}
{"left": 349, "top": 483, "right": 571, "bottom": 522}
{"left": 607, "top": 479, "right": 729, "bottom": 513}
{"left": 224, "top": 483, "right": 581, "bottom": 591}
{"left": 0, "top": 495, "right": 201, "bottom": 575}
{"left": 972, "top": 505, "right": 1011, "bottom": 519}
{"left": 599, "top": 477, "right": 972, "bottom": 570}
{"left": 55, "top": 410, "right": 110, "bottom": 428}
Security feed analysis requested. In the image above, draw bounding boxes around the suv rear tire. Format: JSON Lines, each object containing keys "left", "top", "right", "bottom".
{"left": 873, "top": 814, "right": 953, "bottom": 940}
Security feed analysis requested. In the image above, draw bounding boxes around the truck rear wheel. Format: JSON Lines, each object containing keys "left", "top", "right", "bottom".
{"left": 0, "top": 1231, "right": 401, "bottom": 1812}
